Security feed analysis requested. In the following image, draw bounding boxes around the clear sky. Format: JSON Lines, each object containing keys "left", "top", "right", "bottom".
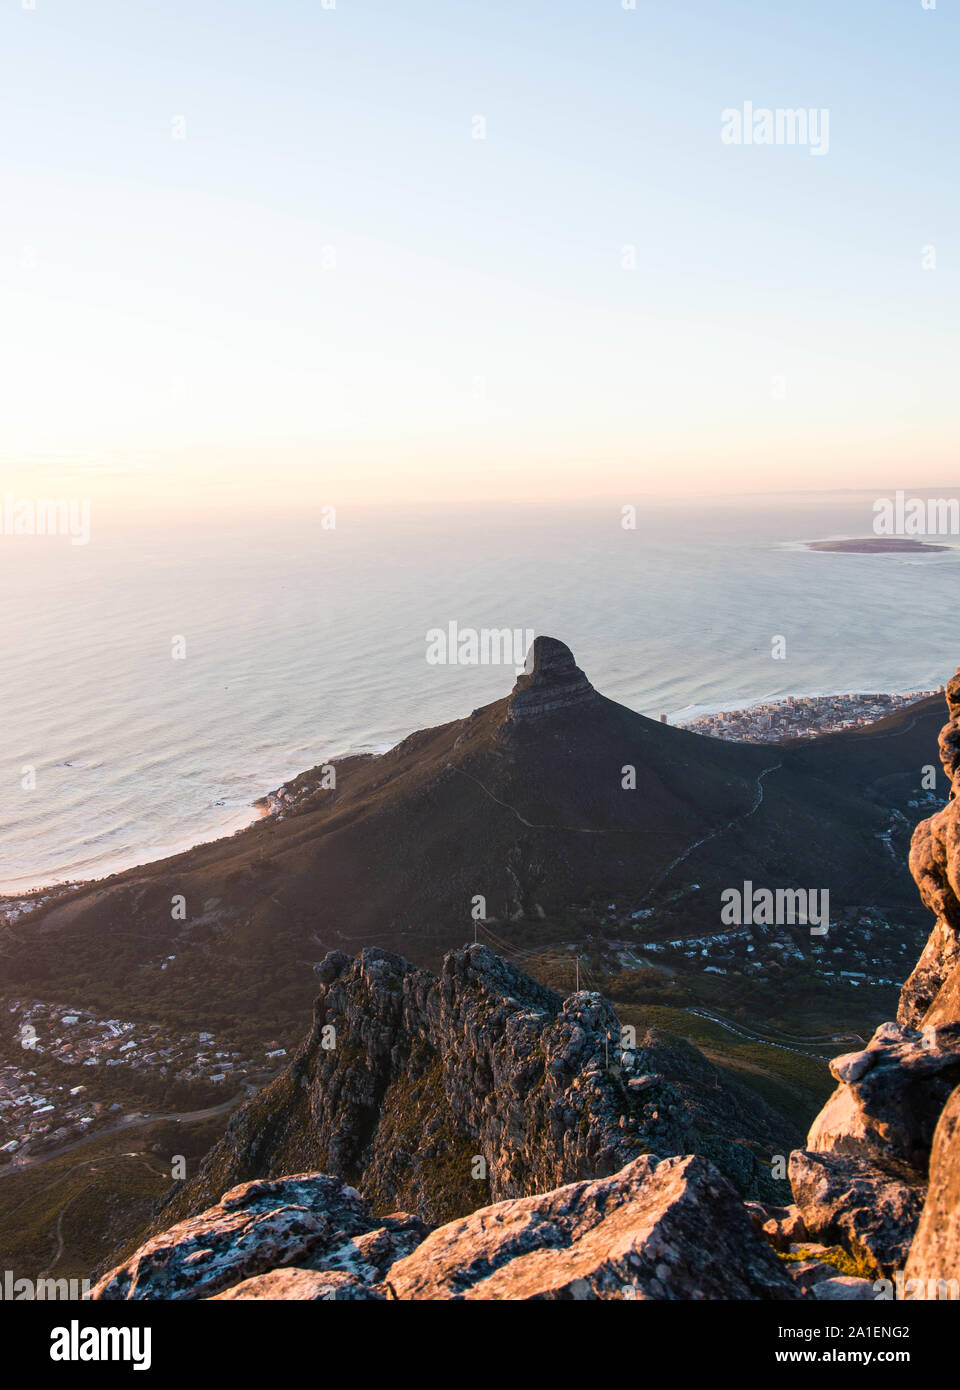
{"left": 0, "top": 0, "right": 956, "bottom": 510}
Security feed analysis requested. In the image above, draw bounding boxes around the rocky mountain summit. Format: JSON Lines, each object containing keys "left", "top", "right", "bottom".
{"left": 503, "top": 635, "right": 599, "bottom": 723}
{"left": 151, "top": 941, "right": 794, "bottom": 1234}
{"left": 90, "top": 669, "right": 960, "bottom": 1300}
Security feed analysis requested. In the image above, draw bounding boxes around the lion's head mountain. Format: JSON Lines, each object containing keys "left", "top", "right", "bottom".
{"left": 1, "top": 637, "right": 939, "bottom": 1035}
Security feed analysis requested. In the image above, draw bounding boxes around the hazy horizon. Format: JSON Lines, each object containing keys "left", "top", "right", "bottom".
{"left": 2, "top": 0, "right": 957, "bottom": 509}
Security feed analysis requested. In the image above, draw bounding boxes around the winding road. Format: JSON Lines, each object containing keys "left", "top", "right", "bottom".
{"left": 683, "top": 1006, "right": 855, "bottom": 1062}
{"left": 638, "top": 762, "right": 783, "bottom": 904}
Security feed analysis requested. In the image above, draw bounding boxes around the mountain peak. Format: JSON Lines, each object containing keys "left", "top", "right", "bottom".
{"left": 505, "top": 636, "right": 597, "bottom": 722}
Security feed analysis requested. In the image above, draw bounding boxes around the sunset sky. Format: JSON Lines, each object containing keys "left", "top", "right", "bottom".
{"left": 0, "top": 0, "right": 956, "bottom": 509}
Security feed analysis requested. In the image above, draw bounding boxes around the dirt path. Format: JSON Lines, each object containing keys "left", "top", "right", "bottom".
{"left": 638, "top": 762, "right": 783, "bottom": 904}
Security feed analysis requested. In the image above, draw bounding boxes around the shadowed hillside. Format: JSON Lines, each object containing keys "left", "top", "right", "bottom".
{"left": 0, "top": 639, "right": 942, "bottom": 1048}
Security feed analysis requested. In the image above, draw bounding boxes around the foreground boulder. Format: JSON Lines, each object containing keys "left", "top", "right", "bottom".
{"left": 789, "top": 1150, "right": 924, "bottom": 1276}
{"left": 812, "top": 1277, "right": 877, "bottom": 1302}
{"left": 387, "top": 1153, "right": 799, "bottom": 1301}
{"left": 783, "top": 1022, "right": 960, "bottom": 1274}
{"left": 806, "top": 1021, "right": 960, "bottom": 1180}
{"left": 91, "top": 1174, "right": 427, "bottom": 1301}
{"left": 211, "top": 1269, "right": 385, "bottom": 1301}
{"left": 901, "top": 667, "right": 960, "bottom": 1028}
{"left": 904, "top": 1085, "right": 960, "bottom": 1292}
{"left": 93, "top": 1155, "right": 798, "bottom": 1302}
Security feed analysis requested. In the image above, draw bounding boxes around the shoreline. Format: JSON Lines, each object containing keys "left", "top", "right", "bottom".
{"left": 1, "top": 683, "right": 943, "bottom": 902}
{"left": 0, "top": 802, "right": 273, "bottom": 901}
{"left": 667, "top": 684, "right": 941, "bottom": 726}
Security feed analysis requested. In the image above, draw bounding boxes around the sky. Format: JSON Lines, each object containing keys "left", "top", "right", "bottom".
{"left": 0, "top": 0, "right": 956, "bottom": 511}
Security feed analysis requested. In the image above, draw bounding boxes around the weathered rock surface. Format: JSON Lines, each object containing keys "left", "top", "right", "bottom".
{"left": 900, "top": 667, "right": 960, "bottom": 1028}
{"left": 157, "top": 943, "right": 793, "bottom": 1233}
{"left": 891, "top": 674, "right": 960, "bottom": 1292}
{"left": 95, "top": 1153, "right": 799, "bottom": 1302}
{"left": 210, "top": 1269, "right": 385, "bottom": 1301}
{"left": 91, "top": 1174, "right": 425, "bottom": 1302}
{"left": 503, "top": 636, "right": 599, "bottom": 723}
{"left": 904, "top": 1085, "right": 960, "bottom": 1289}
{"left": 777, "top": 675, "right": 960, "bottom": 1284}
{"left": 789, "top": 1150, "right": 924, "bottom": 1276}
{"left": 769, "top": 1014, "right": 959, "bottom": 1277}
{"left": 807, "top": 1020, "right": 960, "bottom": 1181}
{"left": 782, "top": 1257, "right": 848, "bottom": 1294}
{"left": 386, "top": 1153, "right": 798, "bottom": 1301}
{"left": 745, "top": 1201, "right": 808, "bottom": 1253}
{"left": 812, "top": 1277, "right": 877, "bottom": 1302}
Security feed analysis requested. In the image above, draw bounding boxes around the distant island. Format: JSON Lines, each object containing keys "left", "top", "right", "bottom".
{"left": 805, "top": 537, "right": 949, "bottom": 554}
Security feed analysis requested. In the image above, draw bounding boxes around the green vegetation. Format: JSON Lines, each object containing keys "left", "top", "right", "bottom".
{"left": 779, "top": 1244, "right": 879, "bottom": 1281}
{"left": 600, "top": 968, "right": 694, "bottom": 1008}
{"left": 617, "top": 1004, "right": 834, "bottom": 1131}
{"left": 365, "top": 1051, "right": 490, "bottom": 1225}
{"left": 0, "top": 1115, "right": 228, "bottom": 1283}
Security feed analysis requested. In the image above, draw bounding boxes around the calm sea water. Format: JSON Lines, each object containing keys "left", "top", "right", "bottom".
{"left": 1, "top": 491, "right": 957, "bottom": 891}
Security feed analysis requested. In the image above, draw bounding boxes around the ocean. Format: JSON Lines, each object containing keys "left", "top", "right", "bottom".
{"left": 1, "top": 490, "right": 956, "bottom": 892}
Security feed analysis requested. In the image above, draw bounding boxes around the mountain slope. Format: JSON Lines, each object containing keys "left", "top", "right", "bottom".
{"left": 86, "top": 665, "right": 960, "bottom": 1303}
{"left": 1, "top": 639, "right": 940, "bottom": 1047}
{"left": 153, "top": 941, "right": 799, "bottom": 1238}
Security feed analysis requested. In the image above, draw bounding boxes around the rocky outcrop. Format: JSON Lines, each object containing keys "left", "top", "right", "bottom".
{"left": 904, "top": 1085, "right": 960, "bottom": 1290}
{"left": 884, "top": 669, "right": 960, "bottom": 1291}
{"left": 157, "top": 943, "right": 793, "bottom": 1232}
{"left": 788, "top": 1150, "right": 924, "bottom": 1275}
{"left": 90, "top": 1173, "right": 427, "bottom": 1301}
{"left": 900, "top": 667, "right": 960, "bottom": 1027}
{"left": 806, "top": 1021, "right": 960, "bottom": 1181}
{"left": 93, "top": 1155, "right": 798, "bottom": 1302}
{"left": 779, "top": 979, "right": 946, "bottom": 1279}
{"left": 778, "top": 669, "right": 960, "bottom": 1285}
{"left": 503, "top": 636, "right": 599, "bottom": 723}
{"left": 386, "top": 1154, "right": 798, "bottom": 1301}
{"left": 157, "top": 946, "right": 639, "bottom": 1228}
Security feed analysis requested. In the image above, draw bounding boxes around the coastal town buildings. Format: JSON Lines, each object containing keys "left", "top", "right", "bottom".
{"left": 0, "top": 1001, "right": 286, "bottom": 1163}
{"left": 677, "top": 689, "right": 943, "bottom": 743}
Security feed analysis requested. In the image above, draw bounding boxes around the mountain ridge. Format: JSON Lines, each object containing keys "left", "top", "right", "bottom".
{"left": 0, "top": 639, "right": 939, "bottom": 1049}
{"left": 89, "top": 663, "right": 960, "bottom": 1300}
{"left": 151, "top": 940, "right": 799, "bottom": 1235}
